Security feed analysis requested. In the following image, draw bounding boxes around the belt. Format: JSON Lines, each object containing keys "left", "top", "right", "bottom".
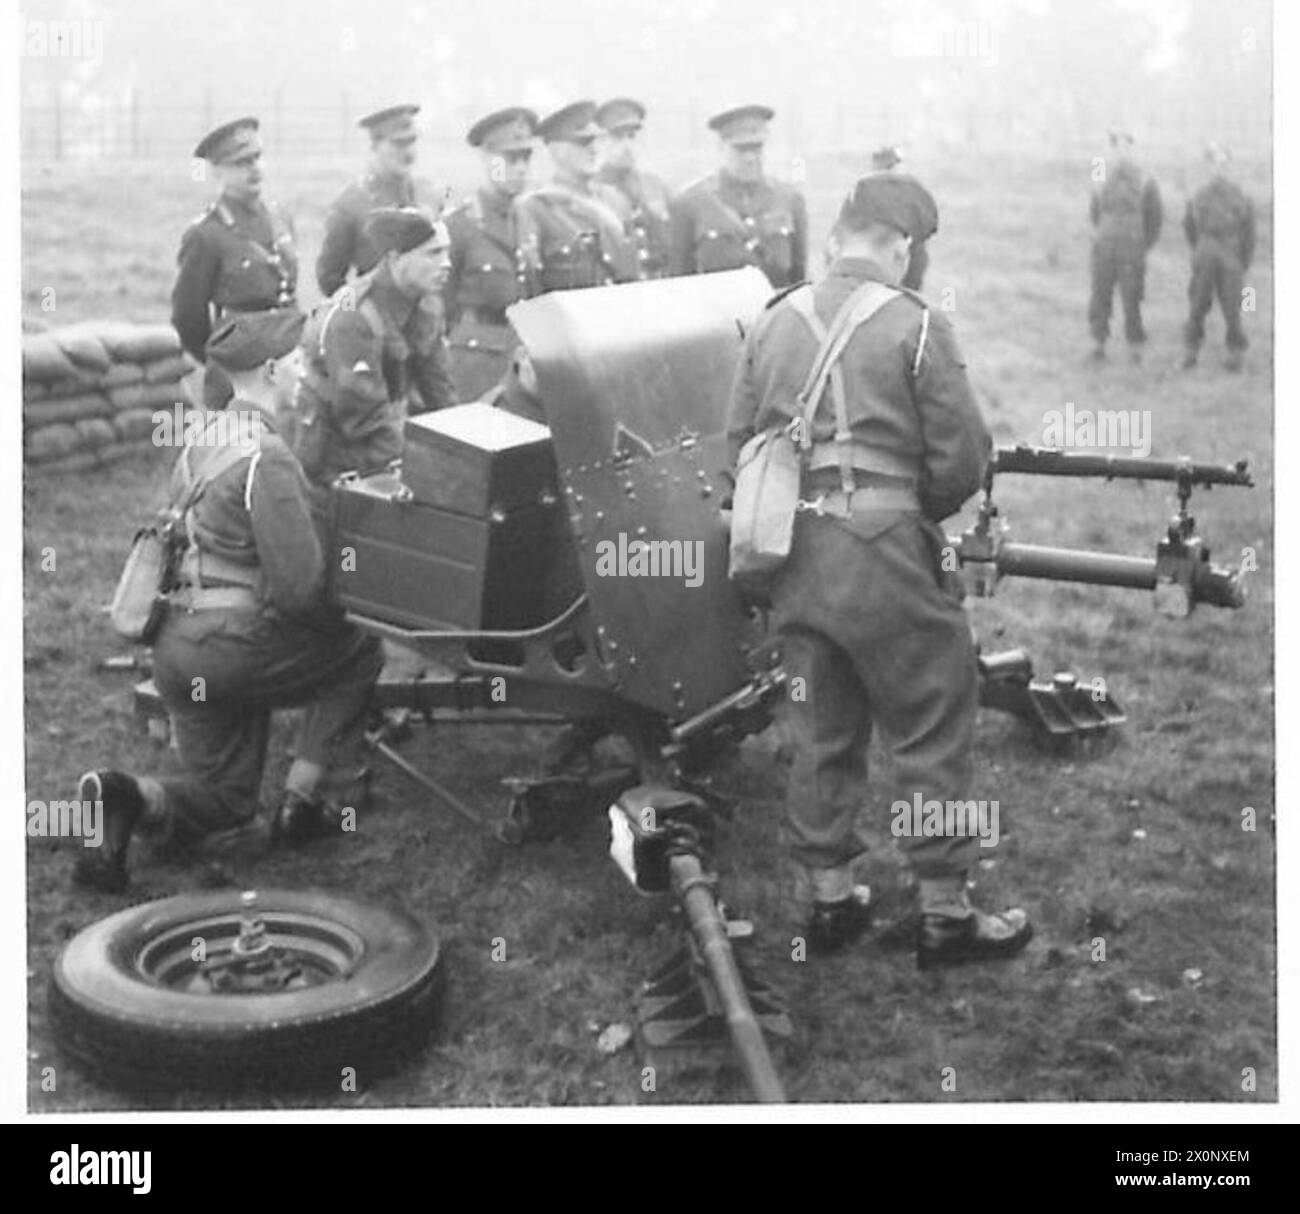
{"left": 804, "top": 467, "right": 917, "bottom": 494}
{"left": 179, "top": 548, "right": 261, "bottom": 590}
{"left": 805, "top": 441, "right": 917, "bottom": 481}
{"left": 797, "top": 485, "right": 920, "bottom": 518}
{"left": 460, "top": 306, "right": 510, "bottom": 326}
{"left": 170, "top": 585, "right": 258, "bottom": 611}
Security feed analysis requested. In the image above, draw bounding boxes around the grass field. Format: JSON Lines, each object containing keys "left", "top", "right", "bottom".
{"left": 23, "top": 144, "right": 1275, "bottom": 1108}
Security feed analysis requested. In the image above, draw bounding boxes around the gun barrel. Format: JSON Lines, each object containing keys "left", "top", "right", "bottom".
{"left": 991, "top": 446, "right": 1253, "bottom": 488}
{"left": 669, "top": 853, "right": 786, "bottom": 1103}
{"left": 996, "top": 542, "right": 1157, "bottom": 589}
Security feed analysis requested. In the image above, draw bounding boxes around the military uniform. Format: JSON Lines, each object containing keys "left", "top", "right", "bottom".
{"left": 295, "top": 214, "right": 454, "bottom": 485}
{"left": 171, "top": 118, "right": 299, "bottom": 409}
{"left": 595, "top": 98, "right": 674, "bottom": 280}
{"left": 1088, "top": 136, "right": 1163, "bottom": 351}
{"left": 670, "top": 105, "right": 807, "bottom": 288}
{"left": 1183, "top": 162, "right": 1254, "bottom": 365}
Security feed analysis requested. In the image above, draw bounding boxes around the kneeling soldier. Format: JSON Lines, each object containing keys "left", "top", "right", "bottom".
{"left": 76, "top": 311, "right": 384, "bottom": 892}
{"left": 295, "top": 206, "right": 454, "bottom": 486}
{"left": 727, "top": 173, "right": 1033, "bottom": 965}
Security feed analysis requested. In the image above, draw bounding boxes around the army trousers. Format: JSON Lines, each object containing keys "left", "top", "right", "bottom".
{"left": 150, "top": 603, "right": 384, "bottom": 840}
{"left": 1184, "top": 241, "right": 1248, "bottom": 353}
{"left": 1088, "top": 233, "right": 1148, "bottom": 345}
{"left": 770, "top": 511, "right": 980, "bottom": 879}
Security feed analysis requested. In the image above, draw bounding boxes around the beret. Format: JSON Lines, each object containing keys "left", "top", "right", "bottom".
{"left": 596, "top": 98, "right": 646, "bottom": 132}
{"left": 839, "top": 172, "right": 939, "bottom": 241}
{"left": 468, "top": 106, "right": 538, "bottom": 151}
{"left": 708, "top": 104, "right": 774, "bottom": 144}
{"left": 360, "top": 104, "right": 420, "bottom": 141}
{"left": 363, "top": 206, "right": 438, "bottom": 255}
{"left": 205, "top": 308, "right": 305, "bottom": 372}
{"left": 193, "top": 117, "right": 260, "bottom": 163}
{"left": 537, "top": 100, "right": 601, "bottom": 143}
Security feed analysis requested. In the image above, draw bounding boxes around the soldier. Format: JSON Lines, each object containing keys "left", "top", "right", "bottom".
{"left": 75, "top": 311, "right": 385, "bottom": 892}
{"left": 295, "top": 207, "right": 454, "bottom": 487}
{"left": 442, "top": 106, "right": 539, "bottom": 402}
{"left": 670, "top": 104, "right": 808, "bottom": 288}
{"left": 869, "top": 145, "right": 928, "bottom": 290}
{"left": 1182, "top": 145, "right": 1255, "bottom": 372}
{"left": 171, "top": 117, "right": 299, "bottom": 409}
{"left": 726, "top": 173, "right": 1033, "bottom": 965}
{"left": 595, "top": 97, "right": 674, "bottom": 279}
{"left": 316, "top": 104, "right": 439, "bottom": 298}
{"left": 515, "top": 100, "right": 640, "bottom": 293}
{"left": 1087, "top": 130, "right": 1163, "bottom": 361}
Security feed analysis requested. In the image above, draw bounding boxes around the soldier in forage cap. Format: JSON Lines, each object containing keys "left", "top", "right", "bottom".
{"left": 1087, "top": 129, "right": 1163, "bottom": 362}
{"left": 442, "top": 106, "right": 540, "bottom": 402}
{"left": 727, "top": 172, "right": 1032, "bottom": 965}
{"left": 1182, "top": 144, "right": 1255, "bottom": 371}
{"left": 75, "top": 308, "right": 385, "bottom": 890}
{"left": 669, "top": 104, "right": 808, "bottom": 288}
{"left": 171, "top": 116, "right": 301, "bottom": 410}
{"left": 594, "top": 97, "right": 674, "bottom": 280}
{"left": 514, "top": 100, "right": 640, "bottom": 293}
{"left": 295, "top": 207, "right": 454, "bottom": 487}
{"left": 316, "top": 104, "right": 446, "bottom": 298}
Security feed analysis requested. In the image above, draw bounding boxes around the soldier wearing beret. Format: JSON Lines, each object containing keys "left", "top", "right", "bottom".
{"left": 670, "top": 105, "right": 808, "bottom": 288}
{"left": 595, "top": 97, "right": 674, "bottom": 280}
{"left": 727, "top": 173, "right": 1032, "bottom": 965}
{"left": 171, "top": 117, "right": 300, "bottom": 410}
{"left": 442, "top": 107, "right": 540, "bottom": 402}
{"left": 75, "top": 311, "right": 385, "bottom": 890}
{"left": 1088, "top": 130, "right": 1163, "bottom": 361}
{"left": 317, "top": 104, "right": 443, "bottom": 298}
{"left": 1182, "top": 144, "right": 1255, "bottom": 371}
{"left": 295, "top": 206, "right": 454, "bottom": 486}
{"left": 867, "top": 145, "right": 928, "bottom": 290}
{"left": 514, "top": 100, "right": 640, "bottom": 293}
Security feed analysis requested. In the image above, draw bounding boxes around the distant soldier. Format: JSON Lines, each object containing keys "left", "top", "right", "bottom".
{"left": 1087, "top": 130, "right": 1163, "bottom": 361}
{"left": 171, "top": 117, "right": 299, "bottom": 409}
{"left": 515, "top": 100, "right": 641, "bottom": 293}
{"left": 595, "top": 97, "right": 674, "bottom": 279}
{"left": 1182, "top": 145, "right": 1255, "bottom": 372}
{"left": 316, "top": 104, "right": 441, "bottom": 298}
{"left": 669, "top": 104, "right": 808, "bottom": 288}
{"left": 870, "top": 145, "right": 928, "bottom": 290}
{"left": 295, "top": 208, "right": 454, "bottom": 486}
{"left": 442, "top": 106, "right": 539, "bottom": 402}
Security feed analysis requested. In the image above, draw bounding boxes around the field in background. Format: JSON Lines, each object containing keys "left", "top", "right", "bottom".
{"left": 23, "top": 144, "right": 1275, "bottom": 1107}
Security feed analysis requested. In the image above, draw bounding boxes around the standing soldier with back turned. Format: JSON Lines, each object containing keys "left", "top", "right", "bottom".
{"left": 1087, "top": 130, "right": 1163, "bottom": 362}
{"left": 171, "top": 117, "right": 300, "bottom": 409}
{"left": 1182, "top": 144, "right": 1255, "bottom": 372}
{"left": 595, "top": 97, "right": 674, "bottom": 280}
{"left": 670, "top": 104, "right": 808, "bottom": 288}
{"left": 442, "top": 106, "right": 539, "bottom": 402}
{"left": 317, "top": 104, "right": 440, "bottom": 298}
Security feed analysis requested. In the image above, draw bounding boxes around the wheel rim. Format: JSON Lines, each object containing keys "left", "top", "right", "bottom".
{"left": 133, "top": 892, "right": 366, "bottom": 996}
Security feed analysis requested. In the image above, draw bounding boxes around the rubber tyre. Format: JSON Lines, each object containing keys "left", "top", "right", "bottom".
{"left": 49, "top": 888, "right": 444, "bottom": 1092}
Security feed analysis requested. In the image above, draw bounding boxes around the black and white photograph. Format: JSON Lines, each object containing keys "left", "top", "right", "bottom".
{"left": 10, "top": 0, "right": 1288, "bottom": 1139}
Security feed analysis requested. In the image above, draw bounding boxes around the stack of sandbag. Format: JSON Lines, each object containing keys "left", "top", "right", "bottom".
{"left": 23, "top": 322, "right": 199, "bottom": 473}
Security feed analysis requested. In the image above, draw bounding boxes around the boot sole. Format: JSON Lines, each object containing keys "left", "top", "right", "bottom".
{"left": 917, "top": 921, "right": 1034, "bottom": 971}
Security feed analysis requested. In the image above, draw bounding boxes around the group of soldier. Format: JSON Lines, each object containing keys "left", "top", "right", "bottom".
{"left": 72, "top": 101, "right": 1257, "bottom": 976}
{"left": 1087, "top": 129, "right": 1256, "bottom": 369}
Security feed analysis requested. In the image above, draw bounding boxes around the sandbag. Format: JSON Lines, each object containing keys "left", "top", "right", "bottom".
{"left": 25, "top": 393, "right": 113, "bottom": 428}
{"left": 100, "top": 363, "right": 146, "bottom": 387}
{"left": 98, "top": 324, "right": 181, "bottom": 364}
{"left": 108, "top": 380, "right": 187, "bottom": 412}
{"left": 22, "top": 380, "right": 48, "bottom": 403}
{"left": 31, "top": 449, "right": 102, "bottom": 474}
{"left": 113, "top": 408, "right": 161, "bottom": 442}
{"left": 142, "top": 353, "right": 193, "bottom": 383}
{"left": 99, "top": 439, "right": 165, "bottom": 465}
{"left": 38, "top": 375, "right": 96, "bottom": 400}
{"left": 22, "top": 335, "right": 78, "bottom": 384}
{"left": 56, "top": 326, "right": 113, "bottom": 374}
{"left": 25, "top": 423, "right": 80, "bottom": 463}
{"left": 74, "top": 417, "right": 117, "bottom": 450}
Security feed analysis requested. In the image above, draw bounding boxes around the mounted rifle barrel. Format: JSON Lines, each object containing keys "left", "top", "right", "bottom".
{"left": 990, "top": 445, "right": 1253, "bottom": 488}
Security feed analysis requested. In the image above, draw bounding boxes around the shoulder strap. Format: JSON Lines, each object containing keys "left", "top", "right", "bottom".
{"left": 177, "top": 431, "right": 260, "bottom": 587}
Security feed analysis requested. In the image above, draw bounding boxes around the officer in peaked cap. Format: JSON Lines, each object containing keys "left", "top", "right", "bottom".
{"left": 442, "top": 106, "right": 540, "bottom": 401}
{"left": 514, "top": 100, "right": 639, "bottom": 293}
{"left": 727, "top": 171, "right": 1032, "bottom": 965}
{"left": 316, "top": 103, "right": 446, "bottom": 298}
{"left": 172, "top": 116, "right": 301, "bottom": 410}
{"left": 595, "top": 97, "right": 674, "bottom": 280}
{"left": 76, "top": 308, "right": 384, "bottom": 889}
{"left": 669, "top": 104, "right": 808, "bottom": 287}
{"left": 295, "top": 205, "right": 454, "bottom": 487}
